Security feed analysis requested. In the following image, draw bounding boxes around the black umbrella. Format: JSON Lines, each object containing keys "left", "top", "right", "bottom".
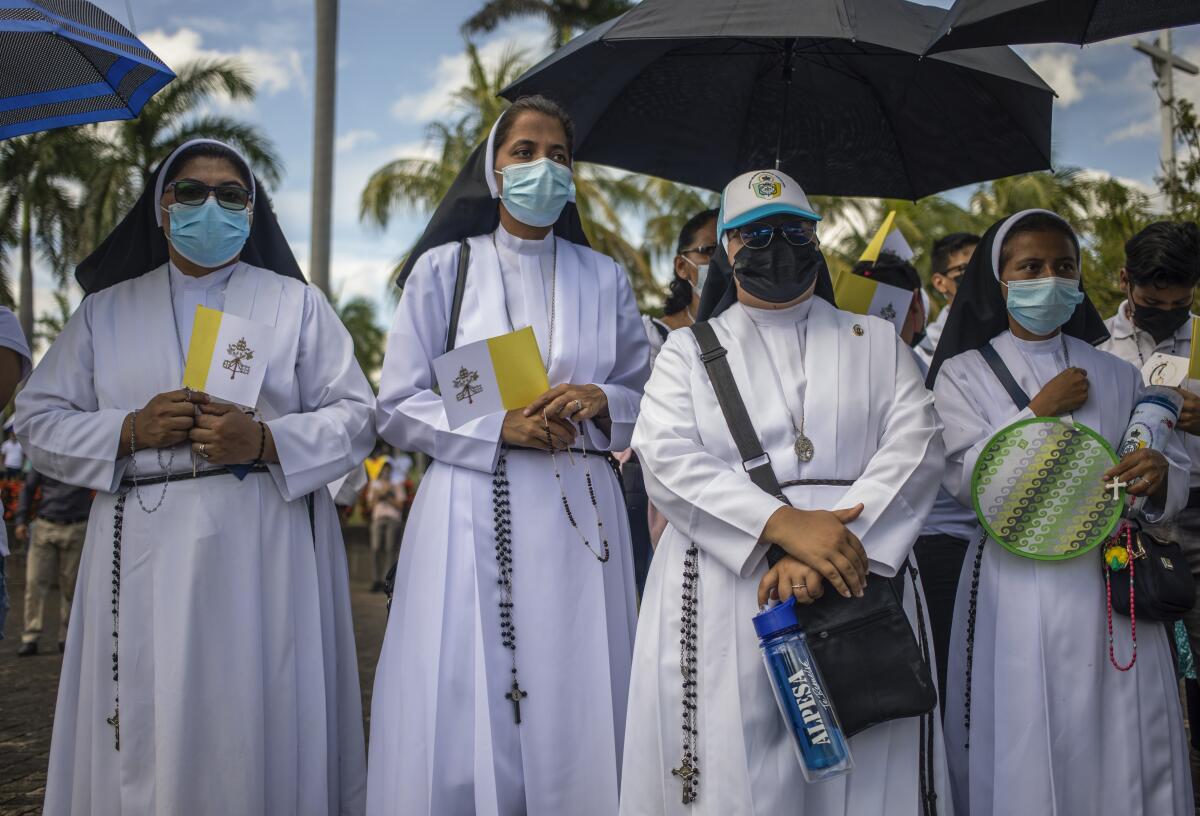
{"left": 927, "top": 0, "right": 1200, "bottom": 54}
{"left": 501, "top": 0, "right": 1054, "bottom": 199}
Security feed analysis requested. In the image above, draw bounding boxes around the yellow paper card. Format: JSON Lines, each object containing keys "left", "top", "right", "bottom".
{"left": 488, "top": 326, "right": 551, "bottom": 410}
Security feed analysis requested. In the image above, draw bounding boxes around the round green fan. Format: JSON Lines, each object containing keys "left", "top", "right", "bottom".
{"left": 971, "top": 417, "right": 1124, "bottom": 561}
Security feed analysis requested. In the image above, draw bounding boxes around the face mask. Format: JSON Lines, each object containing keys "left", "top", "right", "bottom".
{"left": 1129, "top": 294, "right": 1191, "bottom": 344}
{"left": 733, "top": 240, "right": 824, "bottom": 304}
{"left": 1004, "top": 276, "right": 1085, "bottom": 336}
{"left": 495, "top": 157, "right": 575, "bottom": 228}
{"left": 681, "top": 255, "right": 709, "bottom": 296}
{"left": 165, "top": 199, "right": 250, "bottom": 268}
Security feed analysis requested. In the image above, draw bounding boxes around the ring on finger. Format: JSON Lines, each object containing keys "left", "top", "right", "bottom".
{"left": 198, "top": 443, "right": 209, "bottom": 459}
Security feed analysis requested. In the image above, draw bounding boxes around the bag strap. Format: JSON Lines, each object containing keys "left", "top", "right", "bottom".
{"left": 691, "top": 322, "right": 788, "bottom": 566}
{"left": 446, "top": 239, "right": 470, "bottom": 354}
{"left": 979, "top": 343, "right": 1030, "bottom": 410}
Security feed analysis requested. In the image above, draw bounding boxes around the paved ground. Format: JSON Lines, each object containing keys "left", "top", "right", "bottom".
{"left": 0, "top": 526, "right": 388, "bottom": 816}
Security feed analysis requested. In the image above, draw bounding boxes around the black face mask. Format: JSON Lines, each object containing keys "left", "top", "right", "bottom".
{"left": 733, "top": 240, "right": 825, "bottom": 304}
{"left": 1130, "top": 296, "right": 1191, "bottom": 344}
{"left": 910, "top": 329, "right": 927, "bottom": 349}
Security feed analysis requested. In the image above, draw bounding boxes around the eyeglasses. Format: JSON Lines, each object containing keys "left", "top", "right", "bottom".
{"left": 679, "top": 244, "right": 717, "bottom": 259}
{"left": 736, "top": 219, "right": 817, "bottom": 250}
{"left": 941, "top": 263, "right": 969, "bottom": 282}
{"left": 167, "top": 180, "right": 252, "bottom": 211}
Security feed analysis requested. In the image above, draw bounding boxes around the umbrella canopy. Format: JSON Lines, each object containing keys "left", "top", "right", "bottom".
{"left": 0, "top": 0, "right": 174, "bottom": 140}
{"left": 501, "top": 0, "right": 1055, "bottom": 200}
{"left": 927, "top": 0, "right": 1200, "bottom": 53}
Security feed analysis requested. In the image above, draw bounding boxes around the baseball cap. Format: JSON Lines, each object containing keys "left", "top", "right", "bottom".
{"left": 717, "top": 170, "right": 822, "bottom": 239}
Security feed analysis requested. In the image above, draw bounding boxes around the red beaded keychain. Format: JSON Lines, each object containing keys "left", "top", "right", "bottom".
{"left": 1102, "top": 522, "right": 1137, "bottom": 672}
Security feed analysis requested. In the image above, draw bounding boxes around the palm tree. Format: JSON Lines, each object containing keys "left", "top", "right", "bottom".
{"left": 0, "top": 129, "right": 98, "bottom": 340}
{"left": 462, "top": 0, "right": 631, "bottom": 48}
{"left": 79, "top": 58, "right": 284, "bottom": 255}
{"left": 33, "top": 288, "right": 75, "bottom": 353}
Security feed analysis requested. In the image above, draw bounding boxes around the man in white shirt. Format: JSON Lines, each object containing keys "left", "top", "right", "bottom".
{"left": 1099, "top": 220, "right": 1200, "bottom": 659}
{"left": 916, "top": 231, "right": 979, "bottom": 366}
{"left": 2, "top": 430, "right": 23, "bottom": 478}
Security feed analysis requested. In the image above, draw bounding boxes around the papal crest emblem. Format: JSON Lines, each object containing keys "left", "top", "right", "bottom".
{"left": 749, "top": 172, "right": 784, "bottom": 200}
{"left": 879, "top": 303, "right": 897, "bottom": 321}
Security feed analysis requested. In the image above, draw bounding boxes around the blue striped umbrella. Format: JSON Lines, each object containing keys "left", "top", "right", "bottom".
{"left": 0, "top": 0, "right": 174, "bottom": 140}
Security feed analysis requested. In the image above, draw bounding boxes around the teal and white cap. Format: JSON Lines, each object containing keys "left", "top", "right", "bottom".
{"left": 717, "top": 169, "right": 822, "bottom": 238}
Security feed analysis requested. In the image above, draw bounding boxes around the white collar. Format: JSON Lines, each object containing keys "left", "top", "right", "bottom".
{"left": 494, "top": 223, "right": 555, "bottom": 257}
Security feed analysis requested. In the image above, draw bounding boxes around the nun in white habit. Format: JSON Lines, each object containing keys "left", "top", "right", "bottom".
{"left": 16, "top": 140, "right": 375, "bottom": 815}
{"left": 929, "top": 210, "right": 1193, "bottom": 815}
{"left": 621, "top": 169, "right": 949, "bottom": 816}
{"left": 367, "top": 96, "right": 650, "bottom": 816}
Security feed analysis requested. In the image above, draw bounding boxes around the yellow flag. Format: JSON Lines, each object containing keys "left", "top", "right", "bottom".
{"left": 859, "top": 211, "right": 898, "bottom": 263}
{"left": 1189, "top": 317, "right": 1200, "bottom": 379}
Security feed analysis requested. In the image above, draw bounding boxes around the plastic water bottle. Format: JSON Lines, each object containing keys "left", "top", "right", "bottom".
{"left": 1119, "top": 386, "right": 1183, "bottom": 514}
{"left": 753, "top": 597, "right": 853, "bottom": 782}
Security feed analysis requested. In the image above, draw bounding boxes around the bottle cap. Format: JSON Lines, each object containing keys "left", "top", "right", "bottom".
{"left": 753, "top": 596, "right": 800, "bottom": 639}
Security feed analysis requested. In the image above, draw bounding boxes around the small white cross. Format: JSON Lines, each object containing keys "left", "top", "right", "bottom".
{"left": 1106, "top": 477, "right": 1128, "bottom": 501}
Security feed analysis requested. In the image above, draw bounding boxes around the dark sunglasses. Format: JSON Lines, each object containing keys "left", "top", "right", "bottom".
{"left": 167, "top": 180, "right": 252, "bottom": 211}
{"left": 679, "top": 244, "right": 718, "bottom": 259}
{"left": 737, "top": 219, "right": 817, "bottom": 250}
{"left": 941, "top": 263, "right": 968, "bottom": 282}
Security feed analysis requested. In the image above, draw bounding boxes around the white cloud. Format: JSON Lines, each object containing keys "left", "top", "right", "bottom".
{"left": 337, "top": 129, "right": 379, "bottom": 153}
{"left": 1026, "top": 49, "right": 1094, "bottom": 107}
{"left": 390, "top": 28, "right": 548, "bottom": 123}
{"left": 1105, "top": 116, "right": 1159, "bottom": 144}
{"left": 141, "top": 27, "right": 304, "bottom": 96}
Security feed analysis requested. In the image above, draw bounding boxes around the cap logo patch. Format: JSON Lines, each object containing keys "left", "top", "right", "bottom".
{"left": 750, "top": 172, "right": 784, "bottom": 200}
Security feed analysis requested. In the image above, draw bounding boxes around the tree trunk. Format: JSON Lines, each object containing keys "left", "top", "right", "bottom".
{"left": 19, "top": 197, "right": 33, "bottom": 344}
{"left": 309, "top": 0, "right": 338, "bottom": 296}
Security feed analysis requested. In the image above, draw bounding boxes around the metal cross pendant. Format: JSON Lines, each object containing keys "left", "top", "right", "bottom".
{"left": 505, "top": 680, "right": 527, "bottom": 725}
{"left": 106, "top": 708, "right": 120, "bottom": 751}
{"left": 1106, "top": 477, "right": 1128, "bottom": 502}
{"left": 672, "top": 761, "right": 698, "bottom": 804}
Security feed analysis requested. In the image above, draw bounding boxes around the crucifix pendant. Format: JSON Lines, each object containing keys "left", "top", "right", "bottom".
{"left": 795, "top": 433, "right": 815, "bottom": 463}
{"left": 1106, "top": 477, "right": 1128, "bottom": 502}
{"left": 672, "top": 761, "right": 698, "bottom": 804}
{"left": 106, "top": 708, "right": 120, "bottom": 751}
{"left": 505, "top": 679, "right": 527, "bottom": 724}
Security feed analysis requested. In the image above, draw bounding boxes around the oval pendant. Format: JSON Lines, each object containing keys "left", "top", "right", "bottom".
{"left": 795, "top": 434, "right": 815, "bottom": 463}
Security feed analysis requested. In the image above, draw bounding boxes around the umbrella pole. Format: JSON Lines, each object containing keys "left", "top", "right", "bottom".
{"left": 775, "top": 40, "right": 796, "bottom": 171}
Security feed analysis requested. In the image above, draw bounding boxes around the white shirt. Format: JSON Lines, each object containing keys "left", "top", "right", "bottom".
{"left": 1, "top": 438, "right": 22, "bottom": 469}
{"left": 169, "top": 261, "right": 238, "bottom": 361}
{"left": 1100, "top": 299, "right": 1200, "bottom": 486}
{"left": 493, "top": 224, "right": 556, "bottom": 358}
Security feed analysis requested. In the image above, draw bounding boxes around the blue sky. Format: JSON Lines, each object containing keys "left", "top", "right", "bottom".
{"left": 63, "top": 1, "right": 1200, "bottom": 325}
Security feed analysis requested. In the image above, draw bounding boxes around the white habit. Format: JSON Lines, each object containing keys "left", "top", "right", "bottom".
{"left": 16, "top": 262, "right": 375, "bottom": 815}
{"left": 367, "top": 226, "right": 650, "bottom": 815}
{"left": 622, "top": 297, "right": 950, "bottom": 815}
{"left": 934, "top": 330, "right": 1194, "bottom": 815}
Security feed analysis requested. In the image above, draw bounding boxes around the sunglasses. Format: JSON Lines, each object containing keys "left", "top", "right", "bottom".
{"left": 737, "top": 219, "right": 817, "bottom": 250}
{"left": 167, "top": 180, "right": 252, "bottom": 211}
{"left": 679, "top": 244, "right": 718, "bottom": 259}
{"left": 941, "top": 263, "right": 968, "bottom": 282}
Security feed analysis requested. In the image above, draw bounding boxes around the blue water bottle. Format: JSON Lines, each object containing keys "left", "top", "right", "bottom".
{"left": 753, "top": 597, "right": 853, "bottom": 782}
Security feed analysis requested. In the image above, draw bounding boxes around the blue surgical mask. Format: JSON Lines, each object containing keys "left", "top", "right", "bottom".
{"left": 682, "top": 255, "right": 709, "bottom": 296}
{"left": 165, "top": 199, "right": 251, "bottom": 268}
{"left": 1005, "top": 276, "right": 1084, "bottom": 336}
{"left": 495, "top": 158, "right": 575, "bottom": 228}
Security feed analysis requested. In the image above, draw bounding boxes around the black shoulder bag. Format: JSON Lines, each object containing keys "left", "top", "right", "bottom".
{"left": 690, "top": 322, "right": 938, "bottom": 735}
{"left": 383, "top": 240, "right": 471, "bottom": 611}
{"left": 978, "top": 343, "right": 1195, "bottom": 623}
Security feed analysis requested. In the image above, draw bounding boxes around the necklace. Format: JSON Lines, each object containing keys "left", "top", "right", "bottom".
{"left": 493, "top": 232, "right": 556, "bottom": 368}
{"left": 744, "top": 314, "right": 814, "bottom": 463}
{"left": 546, "top": 412, "right": 610, "bottom": 562}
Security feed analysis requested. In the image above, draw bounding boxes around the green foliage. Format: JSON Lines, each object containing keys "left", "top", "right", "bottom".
{"left": 335, "top": 296, "right": 387, "bottom": 391}
{"left": 1160, "top": 98, "right": 1200, "bottom": 223}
